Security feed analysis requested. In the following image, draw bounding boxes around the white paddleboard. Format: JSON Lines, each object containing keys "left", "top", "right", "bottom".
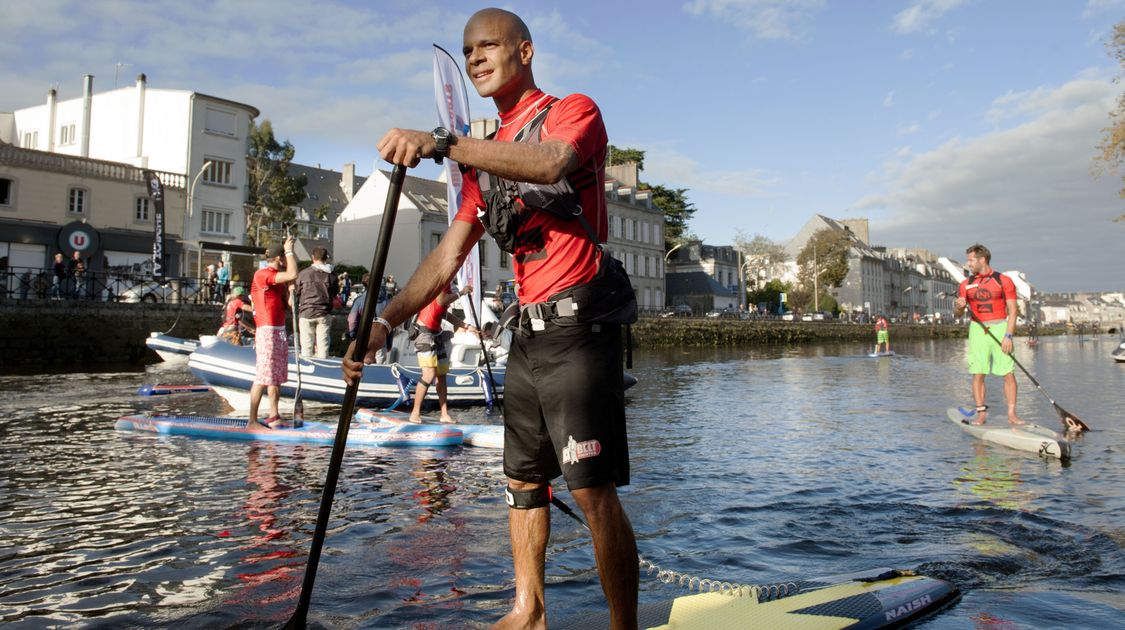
{"left": 947, "top": 406, "right": 1070, "bottom": 460}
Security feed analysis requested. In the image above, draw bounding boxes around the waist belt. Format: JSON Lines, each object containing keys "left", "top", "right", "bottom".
{"left": 518, "top": 297, "right": 579, "bottom": 331}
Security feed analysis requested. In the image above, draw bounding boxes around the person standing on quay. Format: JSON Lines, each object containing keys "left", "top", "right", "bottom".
{"left": 216, "top": 260, "right": 231, "bottom": 303}
{"left": 343, "top": 9, "right": 637, "bottom": 628}
{"left": 294, "top": 246, "right": 338, "bottom": 359}
{"left": 249, "top": 236, "right": 299, "bottom": 429}
{"left": 954, "top": 243, "right": 1025, "bottom": 427}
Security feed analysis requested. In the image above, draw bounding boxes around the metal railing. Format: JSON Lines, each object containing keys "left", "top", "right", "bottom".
{"left": 0, "top": 264, "right": 242, "bottom": 305}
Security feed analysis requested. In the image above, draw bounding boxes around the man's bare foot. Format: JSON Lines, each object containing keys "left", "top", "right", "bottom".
{"left": 490, "top": 609, "right": 546, "bottom": 630}
{"left": 1008, "top": 413, "right": 1026, "bottom": 426}
{"left": 970, "top": 408, "right": 987, "bottom": 426}
{"left": 407, "top": 415, "right": 422, "bottom": 424}
{"left": 439, "top": 415, "right": 456, "bottom": 424}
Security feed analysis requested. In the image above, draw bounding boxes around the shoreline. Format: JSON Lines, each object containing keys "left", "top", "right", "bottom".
{"left": 0, "top": 300, "right": 1077, "bottom": 370}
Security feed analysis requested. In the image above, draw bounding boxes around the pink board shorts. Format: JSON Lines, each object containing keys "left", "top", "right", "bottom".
{"left": 255, "top": 325, "right": 289, "bottom": 385}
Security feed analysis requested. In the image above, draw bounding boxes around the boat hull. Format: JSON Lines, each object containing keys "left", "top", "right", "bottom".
{"left": 189, "top": 341, "right": 502, "bottom": 410}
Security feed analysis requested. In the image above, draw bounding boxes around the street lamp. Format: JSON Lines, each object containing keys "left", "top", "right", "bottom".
{"left": 184, "top": 160, "right": 213, "bottom": 277}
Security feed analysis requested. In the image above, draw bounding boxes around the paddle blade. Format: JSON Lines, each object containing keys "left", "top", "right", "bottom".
{"left": 294, "top": 397, "right": 305, "bottom": 422}
{"left": 1056, "top": 404, "right": 1090, "bottom": 433}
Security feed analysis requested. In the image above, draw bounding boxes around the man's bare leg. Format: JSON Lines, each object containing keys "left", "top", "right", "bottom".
{"left": 492, "top": 479, "right": 548, "bottom": 630}
{"left": 249, "top": 383, "right": 265, "bottom": 427}
{"left": 409, "top": 367, "right": 434, "bottom": 423}
{"left": 971, "top": 374, "right": 988, "bottom": 425}
{"left": 1003, "top": 372, "right": 1025, "bottom": 425}
{"left": 267, "top": 385, "right": 281, "bottom": 419}
{"left": 573, "top": 484, "right": 638, "bottom": 630}
{"left": 436, "top": 375, "right": 454, "bottom": 423}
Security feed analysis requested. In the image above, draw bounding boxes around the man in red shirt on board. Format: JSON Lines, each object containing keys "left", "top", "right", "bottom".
{"left": 343, "top": 8, "right": 637, "bottom": 628}
{"left": 953, "top": 243, "right": 1025, "bottom": 427}
{"left": 250, "top": 236, "right": 300, "bottom": 429}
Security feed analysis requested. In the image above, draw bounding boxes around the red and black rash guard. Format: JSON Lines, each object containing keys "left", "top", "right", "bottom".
{"left": 455, "top": 90, "right": 608, "bottom": 304}
{"left": 959, "top": 271, "right": 1016, "bottom": 321}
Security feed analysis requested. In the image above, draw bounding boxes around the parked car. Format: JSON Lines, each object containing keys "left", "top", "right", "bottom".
{"left": 117, "top": 280, "right": 203, "bottom": 303}
{"left": 660, "top": 304, "right": 693, "bottom": 318}
{"left": 781, "top": 313, "right": 795, "bottom": 321}
{"left": 705, "top": 308, "right": 740, "bottom": 319}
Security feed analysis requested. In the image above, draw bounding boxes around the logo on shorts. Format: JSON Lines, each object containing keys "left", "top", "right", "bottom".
{"left": 562, "top": 435, "right": 601, "bottom": 465}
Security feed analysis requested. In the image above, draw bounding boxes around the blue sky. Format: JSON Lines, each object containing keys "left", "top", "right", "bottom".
{"left": 4, "top": 0, "right": 1125, "bottom": 291}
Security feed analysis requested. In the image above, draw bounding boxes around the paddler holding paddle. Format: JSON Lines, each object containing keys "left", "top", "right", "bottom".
{"left": 342, "top": 8, "right": 638, "bottom": 628}
{"left": 249, "top": 237, "right": 300, "bottom": 429}
{"left": 954, "top": 243, "right": 1026, "bottom": 427}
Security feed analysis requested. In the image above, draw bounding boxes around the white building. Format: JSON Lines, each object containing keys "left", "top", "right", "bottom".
{"left": 334, "top": 168, "right": 514, "bottom": 293}
{"left": 4, "top": 74, "right": 259, "bottom": 275}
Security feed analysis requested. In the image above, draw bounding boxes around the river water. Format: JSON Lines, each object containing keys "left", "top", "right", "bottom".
{"left": 1, "top": 336, "right": 1124, "bottom": 629}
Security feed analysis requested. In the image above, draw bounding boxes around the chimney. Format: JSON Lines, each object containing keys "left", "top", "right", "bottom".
{"left": 80, "top": 74, "right": 93, "bottom": 157}
{"left": 135, "top": 73, "right": 146, "bottom": 158}
{"left": 47, "top": 88, "right": 58, "bottom": 151}
{"left": 342, "top": 162, "right": 355, "bottom": 202}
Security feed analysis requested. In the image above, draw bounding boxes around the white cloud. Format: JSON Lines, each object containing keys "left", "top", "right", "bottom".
{"left": 900, "top": 48, "right": 915, "bottom": 60}
{"left": 897, "top": 122, "right": 921, "bottom": 135}
{"left": 859, "top": 77, "right": 1122, "bottom": 291}
{"left": 682, "top": 0, "right": 827, "bottom": 41}
{"left": 1082, "top": 0, "right": 1125, "bottom": 18}
{"left": 883, "top": 91, "right": 896, "bottom": 108}
{"left": 891, "top": 0, "right": 970, "bottom": 35}
{"left": 644, "top": 147, "right": 782, "bottom": 197}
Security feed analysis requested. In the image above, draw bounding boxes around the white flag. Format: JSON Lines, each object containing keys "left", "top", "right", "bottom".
{"left": 433, "top": 44, "right": 481, "bottom": 326}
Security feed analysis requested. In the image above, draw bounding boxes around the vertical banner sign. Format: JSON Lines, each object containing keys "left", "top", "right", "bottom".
{"left": 433, "top": 44, "right": 480, "bottom": 326}
{"left": 143, "top": 170, "right": 167, "bottom": 282}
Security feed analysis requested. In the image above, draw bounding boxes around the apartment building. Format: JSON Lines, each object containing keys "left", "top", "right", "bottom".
{"left": 3, "top": 74, "right": 258, "bottom": 275}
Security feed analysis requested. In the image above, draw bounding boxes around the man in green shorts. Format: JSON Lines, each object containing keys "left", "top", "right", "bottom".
{"left": 953, "top": 243, "right": 1025, "bottom": 426}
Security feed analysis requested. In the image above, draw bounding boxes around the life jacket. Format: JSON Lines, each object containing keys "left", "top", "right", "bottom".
{"left": 962, "top": 271, "right": 1013, "bottom": 320}
{"left": 474, "top": 99, "right": 600, "bottom": 253}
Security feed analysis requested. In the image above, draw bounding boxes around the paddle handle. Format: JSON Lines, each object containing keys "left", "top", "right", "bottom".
{"left": 288, "top": 164, "right": 406, "bottom": 628}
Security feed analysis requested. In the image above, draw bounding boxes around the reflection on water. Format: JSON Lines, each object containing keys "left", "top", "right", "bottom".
{"left": 1, "top": 336, "right": 1124, "bottom": 627}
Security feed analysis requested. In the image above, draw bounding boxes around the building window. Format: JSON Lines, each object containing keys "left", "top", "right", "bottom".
{"left": 201, "top": 208, "right": 231, "bottom": 235}
{"left": 500, "top": 250, "right": 510, "bottom": 269}
{"left": 68, "top": 187, "right": 87, "bottom": 215}
{"left": 618, "top": 216, "right": 626, "bottom": 240}
{"left": 480, "top": 244, "right": 488, "bottom": 268}
{"left": 0, "top": 178, "right": 12, "bottom": 206}
{"left": 204, "top": 107, "right": 237, "bottom": 137}
{"left": 135, "top": 197, "right": 150, "bottom": 222}
{"left": 60, "top": 123, "right": 76, "bottom": 146}
{"left": 202, "top": 159, "right": 233, "bottom": 185}
{"left": 22, "top": 131, "right": 38, "bottom": 149}
{"left": 608, "top": 214, "right": 616, "bottom": 238}
{"left": 429, "top": 232, "right": 442, "bottom": 254}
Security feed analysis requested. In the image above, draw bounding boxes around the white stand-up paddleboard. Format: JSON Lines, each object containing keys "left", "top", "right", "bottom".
{"left": 947, "top": 407, "right": 1070, "bottom": 460}
{"left": 868, "top": 351, "right": 895, "bottom": 357}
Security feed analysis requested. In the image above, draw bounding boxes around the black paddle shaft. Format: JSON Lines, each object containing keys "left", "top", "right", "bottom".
{"left": 968, "top": 312, "right": 1090, "bottom": 433}
{"left": 286, "top": 164, "right": 407, "bottom": 628}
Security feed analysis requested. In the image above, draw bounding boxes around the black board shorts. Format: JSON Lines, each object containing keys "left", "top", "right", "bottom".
{"left": 503, "top": 320, "right": 629, "bottom": 490}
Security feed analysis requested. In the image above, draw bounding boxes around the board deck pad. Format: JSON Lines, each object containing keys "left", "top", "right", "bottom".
{"left": 557, "top": 568, "right": 958, "bottom": 629}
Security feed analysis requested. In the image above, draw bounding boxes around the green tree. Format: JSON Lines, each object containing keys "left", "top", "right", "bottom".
{"left": 796, "top": 228, "right": 851, "bottom": 310}
{"left": 1097, "top": 19, "right": 1125, "bottom": 222}
{"left": 647, "top": 184, "right": 697, "bottom": 249}
{"left": 747, "top": 278, "right": 790, "bottom": 314}
{"left": 607, "top": 145, "right": 697, "bottom": 251}
{"left": 245, "top": 120, "right": 308, "bottom": 247}
{"left": 607, "top": 145, "right": 645, "bottom": 170}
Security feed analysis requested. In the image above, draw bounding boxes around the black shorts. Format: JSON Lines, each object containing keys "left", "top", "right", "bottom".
{"left": 503, "top": 321, "right": 629, "bottom": 490}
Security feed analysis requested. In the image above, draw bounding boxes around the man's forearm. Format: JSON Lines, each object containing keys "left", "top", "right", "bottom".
{"left": 449, "top": 136, "right": 575, "bottom": 185}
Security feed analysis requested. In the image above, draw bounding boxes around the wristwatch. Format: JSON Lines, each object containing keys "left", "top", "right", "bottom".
{"left": 432, "top": 127, "right": 456, "bottom": 164}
